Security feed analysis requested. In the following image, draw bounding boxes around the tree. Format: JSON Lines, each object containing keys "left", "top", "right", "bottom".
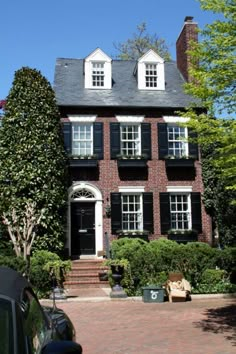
{"left": 113, "top": 22, "right": 171, "bottom": 60}
{"left": 184, "top": 0, "right": 236, "bottom": 196}
{"left": 0, "top": 67, "right": 68, "bottom": 259}
{"left": 181, "top": 0, "right": 236, "bottom": 245}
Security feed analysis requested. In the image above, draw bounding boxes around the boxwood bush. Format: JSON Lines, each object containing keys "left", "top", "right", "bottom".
{"left": 29, "top": 250, "right": 61, "bottom": 297}
{"left": 110, "top": 238, "right": 236, "bottom": 296}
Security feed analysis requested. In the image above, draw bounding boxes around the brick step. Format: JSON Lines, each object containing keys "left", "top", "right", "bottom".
{"left": 66, "top": 287, "right": 110, "bottom": 297}
{"left": 66, "top": 273, "right": 104, "bottom": 282}
{"left": 69, "top": 266, "right": 108, "bottom": 274}
{"left": 71, "top": 260, "right": 106, "bottom": 268}
{"left": 64, "top": 259, "right": 110, "bottom": 292}
{"left": 64, "top": 280, "right": 110, "bottom": 289}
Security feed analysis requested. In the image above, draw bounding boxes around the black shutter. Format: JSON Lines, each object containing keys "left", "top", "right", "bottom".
{"left": 158, "top": 123, "right": 168, "bottom": 159}
{"left": 111, "top": 193, "right": 122, "bottom": 234}
{"left": 63, "top": 122, "right": 72, "bottom": 154}
{"left": 143, "top": 192, "right": 154, "bottom": 232}
{"left": 93, "top": 122, "right": 103, "bottom": 159}
{"left": 188, "top": 129, "right": 199, "bottom": 159}
{"left": 141, "top": 123, "right": 151, "bottom": 159}
{"left": 160, "top": 193, "right": 171, "bottom": 233}
{"left": 191, "top": 192, "right": 202, "bottom": 232}
{"left": 110, "top": 123, "right": 120, "bottom": 159}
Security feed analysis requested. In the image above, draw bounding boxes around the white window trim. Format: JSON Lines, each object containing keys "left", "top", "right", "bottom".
{"left": 167, "top": 124, "right": 189, "bottom": 157}
{"left": 72, "top": 123, "right": 93, "bottom": 155}
{"left": 121, "top": 192, "right": 143, "bottom": 231}
{"left": 169, "top": 193, "right": 192, "bottom": 230}
{"left": 167, "top": 186, "right": 192, "bottom": 193}
{"left": 116, "top": 116, "right": 144, "bottom": 123}
{"left": 84, "top": 48, "right": 112, "bottom": 90}
{"left": 119, "top": 186, "right": 145, "bottom": 193}
{"left": 163, "top": 116, "right": 190, "bottom": 123}
{"left": 68, "top": 115, "right": 97, "bottom": 123}
{"left": 120, "top": 123, "right": 141, "bottom": 156}
{"left": 137, "top": 49, "right": 165, "bottom": 91}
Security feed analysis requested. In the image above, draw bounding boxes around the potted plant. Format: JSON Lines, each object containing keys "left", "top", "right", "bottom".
{"left": 44, "top": 260, "right": 72, "bottom": 288}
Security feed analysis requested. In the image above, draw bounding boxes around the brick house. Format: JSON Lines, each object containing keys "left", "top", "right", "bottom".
{"left": 54, "top": 17, "right": 212, "bottom": 259}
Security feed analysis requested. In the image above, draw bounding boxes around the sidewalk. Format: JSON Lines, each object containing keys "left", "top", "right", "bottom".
{"left": 42, "top": 296, "right": 236, "bottom": 353}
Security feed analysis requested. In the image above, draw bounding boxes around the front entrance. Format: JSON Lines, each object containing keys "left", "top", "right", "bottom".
{"left": 71, "top": 202, "right": 95, "bottom": 256}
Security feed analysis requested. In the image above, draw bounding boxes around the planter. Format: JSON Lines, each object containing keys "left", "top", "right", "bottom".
{"left": 69, "top": 158, "right": 98, "bottom": 167}
{"left": 168, "top": 232, "right": 198, "bottom": 243}
{"left": 117, "top": 159, "right": 147, "bottom": 168}
{"left": 165, "top": 158, "right": 195, "bottom": 168}
{"left": 117, "top": 230, "right": 149, "bottom": 241}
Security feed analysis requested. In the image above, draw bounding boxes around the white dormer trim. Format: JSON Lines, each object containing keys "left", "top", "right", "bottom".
{"left": 137, "top": 49, "right": 165, "bottom": 91}
{"left": 84, "top": 48, "right": 112, "bottom": 89}
{"left": 163, "top": 116, "right": 190, "bottom": 123}
{"left": 116, "top": 115, "right": 144, "bottom": 123}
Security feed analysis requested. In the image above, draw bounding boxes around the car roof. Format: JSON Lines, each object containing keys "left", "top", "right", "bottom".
{"left": 0, "top": 266, "right": 31, "bottom": 302}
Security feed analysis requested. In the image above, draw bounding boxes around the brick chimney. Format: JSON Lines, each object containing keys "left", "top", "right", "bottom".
{"left": 176, "top": 16, "right": 198, "bottom": 82}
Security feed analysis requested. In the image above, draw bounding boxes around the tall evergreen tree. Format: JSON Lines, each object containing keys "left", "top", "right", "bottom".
{"left": 0, "top": 67, "right": 68, "bottom": 258}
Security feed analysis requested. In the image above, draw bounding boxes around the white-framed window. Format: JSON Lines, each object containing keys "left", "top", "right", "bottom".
{"left": 92, "top": 62, "right": 104, "bottom": 87}
{"left": 168, "top": 125, "right": 188, "bottom": 157}
{"left": 170, "top": 193, "right": 191, "bottom": 230}
{"left": 72, "top": 123, "right": 93, "bottom": 155}
{"left": 120, "top": 124, "right": 141, "bottom": 156}
{"left": 84, "top": 48, "right": 112, "bottom": 89}
{"left": 122, "top": 194, "right": 143, "bottom": 231}
{"left": 145, "top": 63, "right": 157, "bottom": 88}
{"left": 137, "top": 49, "right": 165, "bottom": 90}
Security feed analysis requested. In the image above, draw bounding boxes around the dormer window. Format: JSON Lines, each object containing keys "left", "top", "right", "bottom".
{"left": 145, "top": 63, "right": 157, "bottom": 88}
{"left": 137, "top": 49, "right": 165, "bottom": 90}
{"left": 92, "top": 62, "right": 105, "bottom": 87}
{"left": 84, "top": 48, "right": 112, "bottom": 89}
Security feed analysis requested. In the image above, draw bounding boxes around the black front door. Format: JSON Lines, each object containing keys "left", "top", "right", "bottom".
{"left": 71, "top": 202, "right": 95, "bottom": 256}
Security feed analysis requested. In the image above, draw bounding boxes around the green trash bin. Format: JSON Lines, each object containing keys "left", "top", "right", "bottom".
{"left": 142, "top": 285, "right": 164, "bottom": 303}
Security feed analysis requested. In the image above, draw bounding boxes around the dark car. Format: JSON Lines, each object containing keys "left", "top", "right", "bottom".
{"left": 0, "top": 266, "right": 82, "bottom": 354}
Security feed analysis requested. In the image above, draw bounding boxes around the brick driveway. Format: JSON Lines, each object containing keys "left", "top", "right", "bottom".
{"left": 54, "top": 298, "right": 235, "bottom": 353}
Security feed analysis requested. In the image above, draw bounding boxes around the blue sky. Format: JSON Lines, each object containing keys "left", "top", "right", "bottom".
{"left": 1, "top": 0, "right": 218, "bottom": 99}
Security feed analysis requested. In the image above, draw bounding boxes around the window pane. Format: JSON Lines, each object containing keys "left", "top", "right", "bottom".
{"left": 22, "top": 290, "right": 48, "bottom": 353}
{"left": 121, "top": 125, "right": 140, "bottom": 156}
{"left": 122, "top": 194, "right": 142, "bottom": 230}
{"left": 0, "top": 299, "right": 14, "bottom": 354}
{"left": 72, "top": 123, "right": 93, "bottom": 156}
{"left": 170, "top": 194, "right": 190, "bottom": 230}
{"left": 167, "top": 125, "right": 188, "bottom": 157}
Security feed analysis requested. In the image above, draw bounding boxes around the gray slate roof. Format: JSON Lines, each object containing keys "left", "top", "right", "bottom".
{"left": 54, "top": 58, "right": 197, "bottom": 108}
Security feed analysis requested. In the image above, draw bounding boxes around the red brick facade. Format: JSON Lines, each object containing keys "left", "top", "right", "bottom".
{"left": 63, "top": 112, "right": 212, "bottom": 245}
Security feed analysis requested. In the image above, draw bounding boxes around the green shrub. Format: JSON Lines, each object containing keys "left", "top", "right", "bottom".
{"left": 170, "top": 242, "right": 218, "bottom": 287}
{"left": 216, "top": 247, "right": 236, "bottom": 283}
{"left": 109, "top": 238, "right": 236, "bottom": 296}
{"left": 0, "top": 255, "right": 26, "bottom": 274}
{"left": 29, "top": 250, "right": 60, "bottom": 297}
{"left": 193, "top": 268, "right": 236, "bottom": 294}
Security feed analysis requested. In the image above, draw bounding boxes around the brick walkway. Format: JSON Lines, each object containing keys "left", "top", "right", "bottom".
{"left": 51, "top": 297, "right": 236, "bottom": 354}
